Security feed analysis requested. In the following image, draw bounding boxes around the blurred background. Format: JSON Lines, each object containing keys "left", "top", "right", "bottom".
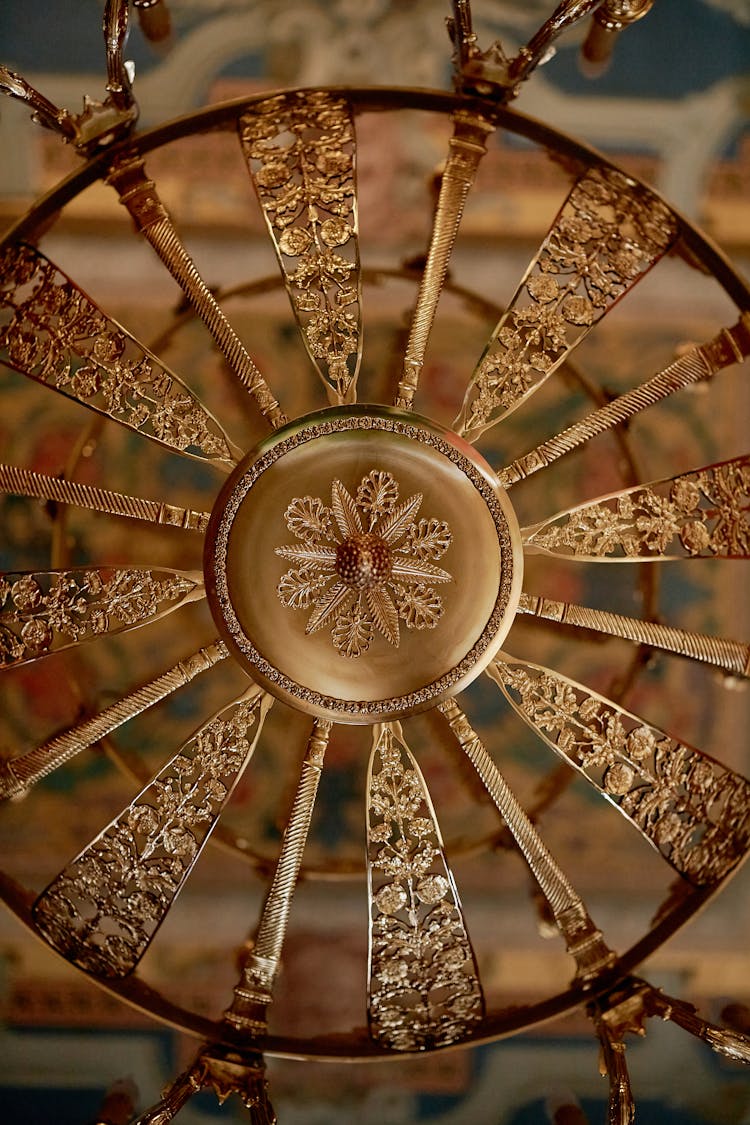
{"left": 0, "top": 2, "right": 749, "bottom": 1122}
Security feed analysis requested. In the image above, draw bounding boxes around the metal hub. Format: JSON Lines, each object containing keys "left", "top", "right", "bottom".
{"left": 205, "top": 406, "right": 523, "bottom": 721}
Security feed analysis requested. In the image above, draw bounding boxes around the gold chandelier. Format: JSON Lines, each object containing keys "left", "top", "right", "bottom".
{"left": 0, "top": 1, "right": 749, "bottom": 1121}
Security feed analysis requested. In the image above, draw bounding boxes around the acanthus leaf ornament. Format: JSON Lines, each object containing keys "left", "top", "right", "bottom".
{"left": 0, "top": 566, "right": 202, "bottom": 668}
{"left": 0, "top": 243, "right": 240, "bottom": 468}
{"left": 32, "top": 686, "right": 272, "bottom": 978}
{"left": 455, "top": 164, "right": 678, "bottom": 440}
{"left": 239, "top": 92, "right": 361, "bottom": 405}
{"left": 488, "top": 656, "right": 750, "bottom": 885}
{"left": 275, "top": 469, "right": 452, "bottom": 657}
{"left": 523, "top": 455, "right": 750, "bottom": 560}
{"left": 366, "top": 722, "right": 484, "bottom": 1050}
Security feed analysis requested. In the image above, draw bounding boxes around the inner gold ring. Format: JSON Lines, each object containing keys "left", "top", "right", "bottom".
{"left": 205, "top": 406, "right": 523, "bottom": 722}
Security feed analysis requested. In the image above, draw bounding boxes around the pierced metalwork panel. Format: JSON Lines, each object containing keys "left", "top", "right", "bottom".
{"left": 239, "top": 92, "right": 361, "bottom": 405}
{"left": 32, "top": 687, "right": 271, "bottom": 978}
{"left": 0, "top": 243, "right": 238, "bottom": 466}
{"left": 489, "top": 658, "right": 750, "bottom": 885}
{"left": 523, "top": 455, "right": 750, "bottom": 560}
{"left": 0, "top": 567, "right": 201, "bottom": 668}
{"left": 366, "top": 723, "right": 484, "bottom": 1050}
{"left": 456, "top": 165, "right": 677, "bottom": 439}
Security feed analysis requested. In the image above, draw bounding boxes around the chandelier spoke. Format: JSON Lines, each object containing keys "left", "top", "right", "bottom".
{"left": 0, "top": 461, "right": 211, "bottom": 532}
{"left": 0, "top": 243, "right": 241, "bottom": 469}
{"left": 105, "top": 151, "right": 286, "bottom": 429}
{"left": 395, "top": 109, "right": 494, "bottom": 410}
{"left": 438, "top": 698, "right": 616, "bottom": 985}
{"left": 454, "top": 164, "right": 678, "bottom": 441}
{"left": 518, "top": 592, "right": 750, "bottom": 677}
{"left": 487, "top": 655, "right": 750, "bottom": 885}
{"left": 498, "top": 317, "right": 750, "bottom": 488}
{"left": 0, "top": 641, "right": 228, "bottom": 800}
{"left": 366, "top": 721, "right": 484, "bottom": 1050}
{"left": 238, "top": 93, "right": 362, "bottom": 406}
{"left": 0, "top": 566, "right": 203, "bottom": 670}
{"left": 32, "top": 683, "right": 271, "bottom": 979}
{"left": 522, "top": 454, "right": 750, "bottom": 560}
{"left": 224, "top": 719, "right": 330, "bottom": 1036}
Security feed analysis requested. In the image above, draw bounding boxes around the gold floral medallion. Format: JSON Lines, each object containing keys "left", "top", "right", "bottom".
{"left": 274, "top": 470, "right": 452, "bottom": 657}
{"left": 205, "top": 406, "right": 523, "bottom": 721}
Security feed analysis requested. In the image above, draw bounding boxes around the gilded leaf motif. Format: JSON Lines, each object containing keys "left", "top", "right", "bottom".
{"left": 489, "top": 657, "right": 750, "bottom": 885}
{"left": 239, "top": 93, "right": 361, "bottom": 403}
{"left": 32, "top": 688, "right": 272, "bottom": 977}
{"left": 366, "top": 724, "right": 484, "bottom": 1050}
{"left": 275, "top": 470, "right": 453, "bottom": 657}
{"left": 524, "top": 456, "right": 750, "bottom": 560}
{"left": 0, "top": 243, "right": 238, "bottom": 466}
{"left": 455, "top": 165, "right": 678, "bottom": 439}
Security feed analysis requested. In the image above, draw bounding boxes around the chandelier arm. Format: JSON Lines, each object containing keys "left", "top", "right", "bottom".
{"left": 643, "top": 983, "right": 750, "bottom": 1063}
{"left": 453, "top": 163, "right": 679, "bottom": 442}
{"left": 521, "top": 453, "right": 750, "bottom": 561}
{"left": 500, "top": 317, "right": 750, "bottom": 488}
{"left": 0, "top": 242, "right": 241, "bottom": 469}
{"left": 517, "top": 592, "right": 750, "bottom": 678}
{"left": 438, "top": 698, "right": 617, "bottom": 985}
{"left": 224, "top": 719, "right": 330, "bottom": 1036}
{"left": 32, "top": 685, "right": 272, "bottom": 979}
{"left": 394, "top": 109, "right": 494, "bottom": 410}
{"left": 0, "top": 640, "right": 227, "bottom": 800}
{"left": 365, "top": 721, "right": 485, "bottom": 1050}
{"left": 590, "top": 1008, "right": 637, "bottom": 1125}
{"left": 510, "top": 1, "right": 608, "bottom": 86}
{"left": 103, "top": 0, "right": 136, "bottom": 115}
{"left": 238, "top": 93, "right": 362, "bottom": 406}
{"left": 104, "top": 151, "right": 286, "bottom": 429}
{"left": 487, "top": 655, "right": 750, "bottom": 886}
{"left": 0, "top": 461, "right": 211, "bottom": 532}
{"left": 0, "top": 565, "right": 204, "bottom": 670}
{"left": 0, "top": 66, "right": 78, "bottom": 142}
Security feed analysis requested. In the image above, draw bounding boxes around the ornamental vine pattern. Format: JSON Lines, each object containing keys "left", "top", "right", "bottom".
{"left": 366, "top": 724, "right": 484, "bottom": 1050}
{"left": 33, "top": 688, "right": 272, "bottom": 978}
{"left": 239, "top": 92, "right": 361, "bottom": 404}
{"left": 275, "top": 468, "right": 453, "bottom": 657}
{"left": 0, "top": 567, "right": 200, "bottom": 667}
{"left": 489, "top": 658, "right": 750, "bottom": 885}
{"left": 523, "top": 455, "right": 750, "bottom": 560}
{"left": 0, "top": 242, "right": 236, "bottom": 465}
{"left": 456, "top": 165, "right": 678, "bottom": 438}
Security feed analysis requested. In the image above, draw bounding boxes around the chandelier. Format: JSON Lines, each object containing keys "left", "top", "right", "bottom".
{"left": 0, "top": 1, "right": 749, "bottom": 1121}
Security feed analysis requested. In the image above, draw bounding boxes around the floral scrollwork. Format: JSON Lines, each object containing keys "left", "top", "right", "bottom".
{"left": 366, "top": 724, "right": 484, "bottom": 1050}
{"left": 275, "top": 469, "right": 452, "bottom": 657}
{"left": 0, "top": 567, "right": 200, "bottom": 667}
{"left": 32, "top": 688, "right": 272, "bottom": 978}
{"left": 489, "top": 658, "right": 750, "bottom": 885}
{"left": 239, "top": 92, "right": 361, "bottom": 404}
{"left": 0, "top": 242, "right": 236, "bottom": 465}
{"left": 456, "top": 164, "right": 678, "bottom": 437}
{"left": 524, "top": 455, "right": 750, "bottom": 560}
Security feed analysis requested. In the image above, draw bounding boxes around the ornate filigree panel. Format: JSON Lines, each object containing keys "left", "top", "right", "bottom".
{"left": 0, "top": 242, "right": 238, "bottom": 466}
{"left": 523, "top": 455, "right": 750, "bottom": 559}
{"left": 275, "top": 469, "right": 452, "bottom": 657}
{"left": 455, "top": 164, "right": 678, "bottom": 439}
{"left": 488, "top": 658, "right": 750, "bottom": 885}
{"left": 239, "top": 92, "right": 361, "bottom": 404}
{"left": 366, "top": 723, "right": 484, "bottom": 1050}
{"left": 0, "top": 567, "right": 201, "bottom": 668}
{"left": 32, "top": 686, "right": 272, "bottom": 977}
